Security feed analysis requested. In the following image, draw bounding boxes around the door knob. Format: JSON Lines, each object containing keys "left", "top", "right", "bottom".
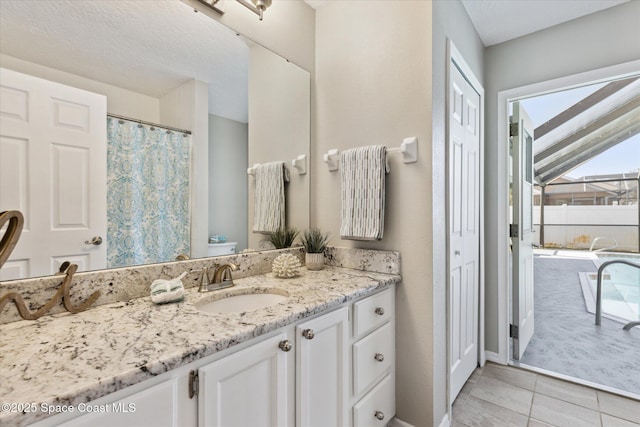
{"left": 84, "top": 236, "right": 103, "bottom": 246}
{"left": 374, "top": 353, "right": 384, "bottom": 362}
{"left": 302, "top": 329, "right": 315, "bottom": 340}
{"left": 375, "top": 307, "right": 385, "bottom": 316}
{"left": 374, "top": 411, "right": 385, "bottom": 420}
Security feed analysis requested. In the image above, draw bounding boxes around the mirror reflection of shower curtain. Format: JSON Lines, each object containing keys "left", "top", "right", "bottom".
{"left": 107, "top": 117, "right": 191, "bottom": 268}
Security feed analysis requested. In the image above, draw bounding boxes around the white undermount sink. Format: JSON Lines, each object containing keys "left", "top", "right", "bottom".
{"left": 194, "top": 288, "right": 289, "bottom": 314}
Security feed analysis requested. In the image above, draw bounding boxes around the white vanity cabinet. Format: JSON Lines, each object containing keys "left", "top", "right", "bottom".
{"left": 296, "top": 307, "right": 349, "bottom": 427}
{"left": 32, "top": 287, "right": 395, "bottom": 427}
{"left": 197, "top": 307, "right": 349, "bottom": 427}
{"left": 351, "top": 287, "right": 395, "bottom": 427}
{"left": 198, "top": 330, "right": 295, "bottom": 427}
{"left": 53, "top": 372, "right": 195, "bottom": 427}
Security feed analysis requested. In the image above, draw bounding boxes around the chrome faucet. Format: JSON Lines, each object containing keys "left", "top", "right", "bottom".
{"left": 199, "top": 262, "right": 239, "bottom": 292}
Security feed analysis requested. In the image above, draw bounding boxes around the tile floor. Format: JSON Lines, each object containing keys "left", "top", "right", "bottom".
{"left": 452, "top": 362, "right": 640, "bottom": 427}
{"left": 519, "top": 251, "right": 640, "bottom": 394}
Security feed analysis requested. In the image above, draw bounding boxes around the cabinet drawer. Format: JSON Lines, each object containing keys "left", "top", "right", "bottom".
{"left": 353, "top": 322, "right": 393, "bottom": 397}
{"left": 353, "top": 287, "right": 393, "bottom": 340}
{"left": 353, "top": 374, "right": 394, "bottom": 427}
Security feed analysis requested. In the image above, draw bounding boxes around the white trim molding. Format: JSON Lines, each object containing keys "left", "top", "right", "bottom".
{"left": 389, "top": 417, "right": 416, "bottom": 427}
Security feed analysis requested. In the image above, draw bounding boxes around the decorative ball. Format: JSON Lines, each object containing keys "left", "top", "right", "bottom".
{"left": 272, "top": 253, "right": 302, "bottom": 278}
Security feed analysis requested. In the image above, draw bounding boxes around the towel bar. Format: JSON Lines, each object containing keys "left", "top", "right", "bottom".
{"left": 323, "top": 137, "right": 418, "bottom": 171}
{"left": 291, "top": 154, "right": 307, "bottom": 175}
{"left": 387, "top": 137, "right": 418, "bottom": 163}
{"left": 247, "top": 163, "right": 260, "bottom": 175}
{"left": 248, "top": 156, "right": 306, "bottom": 176}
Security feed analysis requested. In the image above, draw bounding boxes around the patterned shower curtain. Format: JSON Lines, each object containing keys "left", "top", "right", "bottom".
{"left": 107, "top": 117, "right": 191, "bottom": 268}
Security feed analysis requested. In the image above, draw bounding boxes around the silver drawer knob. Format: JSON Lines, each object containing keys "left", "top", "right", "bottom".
{"left": 374, "top": 353, "right": 384, "bottom": 362}
{"left": 374, "top": 410, "right": 385, "bottom": 420}
{"left": 279, "top": 340, "right": 292, "bottom": 352}
{"left": 302, "top": 329, "right": 315, "bottom": 340}
{"left": 374, "top": 307, "right": 385, "bottom": 316}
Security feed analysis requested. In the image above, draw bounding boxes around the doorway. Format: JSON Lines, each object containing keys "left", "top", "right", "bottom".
{"left": 506, "top": 76, "right": 640, "bottom": 397}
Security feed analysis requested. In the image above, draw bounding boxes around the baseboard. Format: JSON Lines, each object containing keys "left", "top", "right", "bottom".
{"left": 388, "top": 417, "right": 415, "bottom": 427}
{"left": 388, "top": 413, "right": 449, "bottom": 427}
{"left": 484, "top": 350, "right": 504, "bottom": 365}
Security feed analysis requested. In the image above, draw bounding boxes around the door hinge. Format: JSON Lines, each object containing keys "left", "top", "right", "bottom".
{"left": 189, "top": 370, "right": 199, "bottom": 399}
{"left": 509, "top": 122, "right": 519, "bottom": 137}
{"left": 509, "top": 324, "right": 519, "bottom": 339}
{"left": 509, "top": 224, "right": 519, "bottom": 238}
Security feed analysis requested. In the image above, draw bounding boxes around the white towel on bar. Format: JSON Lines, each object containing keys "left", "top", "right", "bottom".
{"left": 340, "top": 145, "right": 388, "bottom": 241}
{"left": 253, "top": 161, "right": 289, "bottom": 234}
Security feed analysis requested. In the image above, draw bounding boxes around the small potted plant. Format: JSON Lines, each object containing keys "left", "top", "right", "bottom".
{"left": 265, "top": 227, "right": 299, "bottom": 249}
{"left": 300, "top": 228, "right": 329, "bottom": 270}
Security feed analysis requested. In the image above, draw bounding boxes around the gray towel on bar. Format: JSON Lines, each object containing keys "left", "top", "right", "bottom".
{"left": 253, "top": 161, "right": 289, "bottom": 234}
{"left": 340, "top": 145, "right": 388, "bottom": 241}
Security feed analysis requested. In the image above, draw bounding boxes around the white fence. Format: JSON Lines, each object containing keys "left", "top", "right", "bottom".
{"left": 533, "top": 205, "right": 639, "bottom": 252}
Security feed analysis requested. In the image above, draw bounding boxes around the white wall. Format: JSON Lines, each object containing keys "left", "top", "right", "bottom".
{"left": 181, "top": 0, "right": 314, "bottom": 73}
{"left": 484, "top": 1, "right": 640, "bottom": 354}
{"left": 160, "top": 80, "right": 210, "bottom": 259}
{"left": 0, "top": 54, "right": 160, "bottom": 122}
{"left": 431, "top": 1, "right": 485, "bottom": 424}
{"left": 247, "top": 45, "right": 310, "bottom": 249}
{"left": 315, "top": 2, "right": 433, "bottom": 425}
{"left": 534, "top": 205, "right": 639, "bottom": 251}
{"left": 209, "top": 114, "right": 248, "bottom": 250}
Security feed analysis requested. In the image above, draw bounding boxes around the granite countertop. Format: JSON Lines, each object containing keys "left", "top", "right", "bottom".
{"left": 0, "top": 266, "right": 400, "bottom": 426}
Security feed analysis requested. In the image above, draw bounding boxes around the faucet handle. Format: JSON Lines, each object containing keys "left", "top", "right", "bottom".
{"left": 201, "top": 263, "right": 221, "bottom": 286}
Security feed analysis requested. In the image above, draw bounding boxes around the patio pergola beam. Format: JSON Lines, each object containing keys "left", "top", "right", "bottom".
{"left": 535, "top": 76, "right": 639, "bottom": 140}
{"left": 535, "top": 111, "right": 640, "bottom": 184}
{"left": 534, "top": 95, "right": 640, "bottom": 164}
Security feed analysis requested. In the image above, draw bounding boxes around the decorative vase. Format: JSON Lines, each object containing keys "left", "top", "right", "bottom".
{"left": 305, "top": 252, "right": 324, "bottom": 271}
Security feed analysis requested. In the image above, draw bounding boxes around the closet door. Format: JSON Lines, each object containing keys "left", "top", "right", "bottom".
{"left": 448, "top": 61, "right": 481, "bottom": 402}
{"left": 0, "top": 68, "right": 107, "bottom": 279}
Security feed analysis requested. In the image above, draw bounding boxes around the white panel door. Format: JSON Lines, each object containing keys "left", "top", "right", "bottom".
{"left": 511, "top": 102, "right": 535, "bottom": 360}
{"left": 449, "top": 62, "right": 481, "bottom": 402}
{"left": 0, "top": 68, "right": 106, "bottom": 280}
{"left": 199, "top": 331, "right": 294, "bottom": 427}
{"left": 296, "top": 307, "right": 349, "bottom": 427}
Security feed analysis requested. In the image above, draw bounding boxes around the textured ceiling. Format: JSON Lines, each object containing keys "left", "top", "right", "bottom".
{"left": 461, "top": 0, "right": 628, "bottom": 46}
{"left": 0, "top": 0, "right": 249, "bottom": 122}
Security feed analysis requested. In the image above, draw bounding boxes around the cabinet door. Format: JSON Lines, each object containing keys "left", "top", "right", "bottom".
{"left": 297, "top": 307, "right": 349, "bottom": 427}
{"left": 56, "top": 377, "right": 192, "bottom": 427}
{"left": 199, "top": 331, "right": 294, "bottom": 427}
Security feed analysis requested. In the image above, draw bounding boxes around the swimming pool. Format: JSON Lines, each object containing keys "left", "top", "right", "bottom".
{"left": 580, "top": 253, "right": 640, "bottom": 323}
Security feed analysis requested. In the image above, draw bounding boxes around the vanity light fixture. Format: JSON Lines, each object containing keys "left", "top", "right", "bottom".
{"left": 196, "top": 0, "right": 272, "bottom": 21}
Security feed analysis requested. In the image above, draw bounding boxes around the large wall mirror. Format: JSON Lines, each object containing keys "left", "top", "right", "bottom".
{"left": 0, "top": 0, "right": 310, "bottom": 280}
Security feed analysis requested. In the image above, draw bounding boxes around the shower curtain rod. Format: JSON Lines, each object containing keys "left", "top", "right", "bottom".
{"left": 107, "top": 113, "right": 192, "bottom": 135}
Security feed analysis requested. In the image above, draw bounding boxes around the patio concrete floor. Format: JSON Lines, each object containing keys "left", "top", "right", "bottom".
{"left": 518, "top": 249, "right": 640, "bottom": 396}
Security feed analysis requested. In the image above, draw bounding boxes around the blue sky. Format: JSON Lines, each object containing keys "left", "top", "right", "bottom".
{"left": 520, "top": 84, "right": 639, "bottom": 179}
